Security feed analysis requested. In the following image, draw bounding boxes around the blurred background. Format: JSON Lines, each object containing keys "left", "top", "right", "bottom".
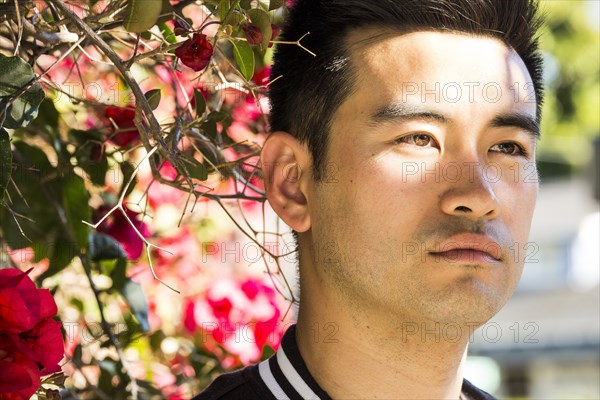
{"left": 466, "top": 1, "right": 600, "bottom": 398}
{"left": 0, "top": 0, "right": 597, "bottom": 398}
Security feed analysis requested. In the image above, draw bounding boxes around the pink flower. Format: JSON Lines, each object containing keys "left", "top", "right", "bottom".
{"left": 188, "top": 277, "right": 286, "bottom": 365}
{"left": 232, "top": 97, "right": 266, "bottom": 123}
{"left": 183, "top": 300, "right": 197, "bottom": 333}
{"left": 147, "top": 162, "right": 184, "bottom": 208}
{"left": 252, "top": 66, "right": 271, "bottom": 86}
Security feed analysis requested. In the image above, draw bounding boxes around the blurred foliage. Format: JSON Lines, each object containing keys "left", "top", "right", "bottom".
{"left": 538, "top": 0, "right": 600, "bottom": 178}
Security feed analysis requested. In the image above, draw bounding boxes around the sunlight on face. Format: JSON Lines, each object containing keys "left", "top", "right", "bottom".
{"left": 305, "top": 30, "right": 539, "bottom": 326}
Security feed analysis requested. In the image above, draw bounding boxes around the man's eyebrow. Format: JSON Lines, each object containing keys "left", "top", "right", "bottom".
{"left": 490, "top": 113, "right": 540, "bottom": 139}
{"left": 369, "top": 104, "right": 449, "bottom": 127}
{"left": 369, "top": 104, "right": 540, "bottom": 138}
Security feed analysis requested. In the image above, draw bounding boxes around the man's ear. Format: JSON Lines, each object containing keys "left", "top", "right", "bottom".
{"left": 260, "top": 131, "right": 311, "bottom": 233}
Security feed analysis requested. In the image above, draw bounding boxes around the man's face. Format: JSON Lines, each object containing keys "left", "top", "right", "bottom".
{"left": 305, "top": 30, "right": 539, "bottom": 326}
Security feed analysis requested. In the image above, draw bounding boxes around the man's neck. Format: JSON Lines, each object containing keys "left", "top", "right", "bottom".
{"left": 295, "top": 287, "right": 470, "bottom": 399}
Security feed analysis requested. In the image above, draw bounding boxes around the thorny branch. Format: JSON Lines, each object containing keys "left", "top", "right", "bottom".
{"left": 0, "top": 0, "right": 318, "bottom": 296}
{"left": 0, "top": 2, "right": 319, "bottom": 394}
{"left": 11, "top": 148, "right": 141, "bottom": 398}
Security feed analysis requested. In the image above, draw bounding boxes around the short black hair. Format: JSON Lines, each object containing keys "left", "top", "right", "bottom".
{"left": 269, "top": 0, "right": 545, "bottom": 182}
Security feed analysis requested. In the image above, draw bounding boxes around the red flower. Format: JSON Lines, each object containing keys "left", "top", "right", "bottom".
{"left": 10, "top": 318, "right": 64, "bottom": 375}
{"left": 269, "top": 24, "right": 281, "bottom": 48}
{"left": 0, "top": 269, "right": 57, "bottom": 334}
{"left": 175, "top": 33, "right": 214, "bottom": 72}
{"left": 173, "top": 19, "right": 189, "bottom": 36}
{"left": 0, "top": 351, "right": 41, "bottom": 400}
{"left": 95, "top": 206, "right": 151, "bottom": 260}
{"left": 243, "top": 23, "right": 263, "bottom": 45}
{"left": 105, "top": 106, "right": 140, "bottom": 147}
{"left": 183, "top": 300, "right": 197, "bottom": 333}
{"left": 0, "top": 269, "right": 64, "bottom": 400}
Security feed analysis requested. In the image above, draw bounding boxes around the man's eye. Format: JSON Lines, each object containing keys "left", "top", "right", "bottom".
{"left": 395, "top": 133, "right": 436, "bottom": 147}
{"left": 490, "top": 142, "right": 527, "bottom": 156}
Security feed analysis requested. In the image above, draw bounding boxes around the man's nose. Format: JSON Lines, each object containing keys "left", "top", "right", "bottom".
{"left": 439, "top": 162, "right": 500, "bottom": 220}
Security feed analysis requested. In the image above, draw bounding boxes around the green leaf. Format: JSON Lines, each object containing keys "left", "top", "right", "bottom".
{"left": 99, "top": 359, "right": 120, "bottom": 376}
{"left": 29, "top": 99, "right": 70, "bottom": 163}
{"left": 70, "top": 129, "right": 108, "bottom": 186}
{"left": 157, "top": 0, "right": 175, "bottom": 24}
{"left": 194, "top": 89, "right": 206, "bottom": 117}
{"left": 240, "top": 0, "right": 252, "bottom": 10}
{"left": 70, "top": 298, "right": 84, "bottom": 312}
{"left": 80, "top": 153, "right": 108, "bottom": 187}
{"left": 144, "top": 89, "right": 161, "bottom": 110}
{"left": 158, "top": 21, "right": 177, "bottom": 44}
{"left": 201, "top": 119, "right": 217, "bottom": 141}
{"left": 72, "top": 344, "right": 83, "bottom": 366}
{"left": 39, "top": 234, "right": 77, "bottom": 281}
{"left": 30, "top": 99, "right": 59, "bottom": 134}
{"left": 0, "top": 54, "right": 45, "bottom": 129}
{"left": 110, "top": 258, "right": 128, "bottom": 291}
{"left": 1, "top": 142, "right": 59, "bottom": 249}
{"left": 149, "top": 329, "right": 166, "bottom": 351}
{"left": 123, "top": 0, "right": 162, "bottom": 33}
{"left": 89, "top": 232, "right": 127, "bottom": 261}
{"left": 118, "top": 162, "right": 137, "bottom": 199}
{"left": 117, "top": 313, "right": 144, "bottom": 348}
{"left": 62, "top": 174, "right": 90, "bottom": 249}
{"left": 260, "top": 344, "right": 275, "bottom": 360}
{"left": 98, "top": 360, "right": 118, "bottom": 393}
{"left": 205, "top": 110, "right": 233, "bottom": 124}
{"left": 246, "top": 8, "right": 272, "bottom": 50}
{"left": 269, "top": 0, "right": 284, "bottom": 10}
{"left": 180, "top": 152, "right": 208, "bottom": 181}
{"left": 216, "top": 0, "right": 244, "bottom": 25}
{"left": 135, "top": 379, "right": 164, "bottom": 397}
{"left": 218, "top": 0, "right": 232, "bottom": 22}
{"left": 118, "top": 279, "right": 150, "bottom": 332}
{"left": 0, "top": 128, "right": 11, "bottom": 201}
{"left": 68, "top": 128, "right": 103, "bottom": 146}
{"left": 231, "top": 39, "right": 255, "bottom": 81}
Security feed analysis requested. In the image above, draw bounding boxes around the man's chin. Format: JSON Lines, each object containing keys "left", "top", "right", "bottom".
{"left": 414, "top": 284, "right": 514, "bottom": 327}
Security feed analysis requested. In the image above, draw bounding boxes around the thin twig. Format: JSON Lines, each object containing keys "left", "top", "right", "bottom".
{"left": 12, "top": 0, "right": 21, "bottom": 56}
{"left": 273, "top": 32, "right": 316, "bottom": 57}
{"left": 81, "top": 146, "right": 179, "bottom": 294}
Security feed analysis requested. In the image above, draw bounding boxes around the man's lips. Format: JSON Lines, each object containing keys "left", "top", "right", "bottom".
{"left": 428, "top": 233, "right": 503, "bottom": 264}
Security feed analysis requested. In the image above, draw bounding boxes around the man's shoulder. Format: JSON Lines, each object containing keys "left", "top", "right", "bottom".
{"left": 191, "top": 363, "right": 274, "bottom": 400}
{"left": 463, "top": 378, "right": 498, "bottom": 400}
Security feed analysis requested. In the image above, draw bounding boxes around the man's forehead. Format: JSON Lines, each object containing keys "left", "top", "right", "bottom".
{"left": 344, "top": 27, "right": 515, "bottom": 67}
{"left": 341, "top": 29, "right": 535, "bottom": 103}
{"left": 329, "top": 27, "right": 538, "bottom": 132}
